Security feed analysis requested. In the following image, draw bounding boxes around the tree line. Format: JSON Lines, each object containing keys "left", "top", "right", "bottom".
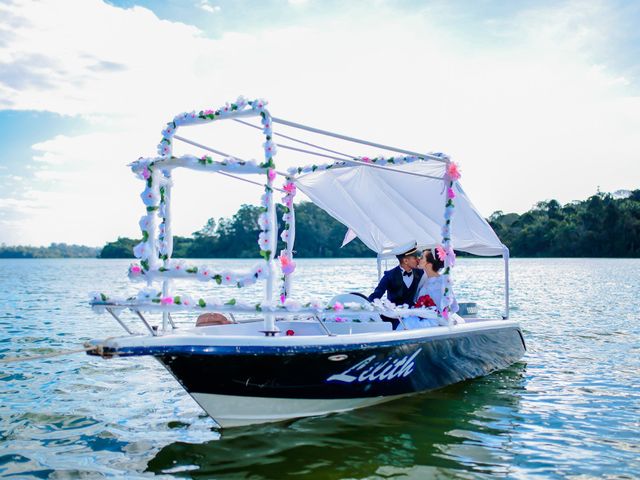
{"left": 0, "top": 243, "right": 100, "bottom": 258}
{"left": 100, "top": 203, "right": 373, "bottom": 259}
{"left": 488, "top": 190, "right": 640, "bottom": 257}
{"left": 1, "top": 189, "right": 638, "bottom": 259}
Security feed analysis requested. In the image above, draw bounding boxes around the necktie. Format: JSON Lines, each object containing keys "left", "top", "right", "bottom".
{"left": 403, "top": 271, "right": 412, "bottom": 277}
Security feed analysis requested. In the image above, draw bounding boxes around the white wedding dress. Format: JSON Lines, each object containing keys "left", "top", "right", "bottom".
{"left": 403, "top": 274, "right": 461, "bottom": 329}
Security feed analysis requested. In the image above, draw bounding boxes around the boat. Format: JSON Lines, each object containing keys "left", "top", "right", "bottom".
{"left": 87, "top": 96, "right": 526, "bottom": 428}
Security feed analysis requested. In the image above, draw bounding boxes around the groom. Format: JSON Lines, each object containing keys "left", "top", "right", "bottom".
{"left": 368, "top": 243, "right": 423, "bottom": 329}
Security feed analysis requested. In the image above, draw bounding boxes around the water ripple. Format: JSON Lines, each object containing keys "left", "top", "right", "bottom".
{"left": 0, "top": 258, "right": 639, "bottom": 478}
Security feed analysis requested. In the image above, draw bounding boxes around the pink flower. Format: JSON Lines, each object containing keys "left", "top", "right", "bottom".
{"left": 447, "top": 187, "right": 456, "bottom": 199}
{"left": 445, "top": 246, "right": 456, "bottom": 266}
{"left": 334, "top": 316, "right": 346, "bottom": 322}
{"left": 361, "top": 156, "right": 372, "bottom": 163}
{"left": 283, "top": 182, "right": 296, "bottom": 194}
{"left": 280, "top": 294, "right": 286, "bottom": 304}
{"left": 268, "top": 169, "right": 276, "bottom": 182}
{"left": 279, "top": 252, "right": 296, "bottom": 275}
{"left": 333, "top": 302, "right": 344, "bottom": 312}
{"left": 446, "top": 162, "right": 461, "bottom": 181}
{"left": 435, "top": 245, "right": 446, "bottom": 261}
{"left": 142, "top": 165, "right": 150, "bottom": 180}
{"left": 130, "top": 265, "right": 142, "bottom": 275}
{"left": 161, "top": 297, "right": 173, "bottom": 305}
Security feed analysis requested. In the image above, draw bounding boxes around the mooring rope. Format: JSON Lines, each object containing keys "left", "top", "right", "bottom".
{"left": 0, "top": 346, "right": 98, "bottom": 364}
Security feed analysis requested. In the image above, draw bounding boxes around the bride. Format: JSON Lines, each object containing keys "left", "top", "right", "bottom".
{"left": 403, "top": 249, "right": 461, "bottom": 328}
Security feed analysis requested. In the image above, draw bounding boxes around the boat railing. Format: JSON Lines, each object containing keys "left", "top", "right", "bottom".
{"left": 92, "top": 298, "right": 443, "bottom": 336}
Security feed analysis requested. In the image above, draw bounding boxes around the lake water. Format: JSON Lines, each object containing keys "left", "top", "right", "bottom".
{"left": 1, "top": 258, "right": 639, "bottom": 479}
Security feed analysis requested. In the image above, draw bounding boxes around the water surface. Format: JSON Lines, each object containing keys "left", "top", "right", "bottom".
{"left": 1, "top": 258, "right": 638, "bottom": 478}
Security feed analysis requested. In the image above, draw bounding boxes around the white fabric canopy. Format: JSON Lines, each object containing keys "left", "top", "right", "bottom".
{"left": 294, "top": 161, "right": 505, "bottom": 256}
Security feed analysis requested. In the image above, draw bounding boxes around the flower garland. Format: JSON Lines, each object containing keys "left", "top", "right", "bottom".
{"left": 90, "top": 291, "right": 439, "bottom": 324}
{"left": 285, "top": 153, "right": 449, "bottom": 177}
{"left": 278, "top": 177, "right": 297, "bottom": 303}
{"left": 128, "top": 260, "right": 268, "bottom": 287}
{"left": 439, "top": 161, "right": 461, "bottom": 322}
{"left": 129, "top": 97, "right": 276, "bottom": 274}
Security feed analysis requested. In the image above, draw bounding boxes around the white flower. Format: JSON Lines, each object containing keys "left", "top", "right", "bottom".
{"left": 170, "top": 260, "right": 186, "bottom": 273}
{"left": 257, "top": 213, "right": 269, "bottom": 229}
{"left": 263, "top": 140, "right": 277, "bottom": 157}
{"left": 137, "top": 288, "right": 159, "bottom": 302}
{"left": 141, "top": 186, "right": 160, "bottom": 207}
{"left": 235, "top": 95, "right": 248, "bottom": 109}
{"left": 260, "top": 300, "right": 275, "bottom": 311}
{"left": 158, "top": 203, "right": 166, "bottom": 218}
{"left": 173, "top": 112, "right": 188, "bottom": 125}
{"left": 157, "top": 142, "right": 170, "bottom": 156}
{"left": 260, "top": 192, "right": 272, "bottom": 208}
{"left": 308, "top": 298, "right": 323, "bottom": 310}
{"left": 180, "top": 294, "right": 194, "bottom": 307}
{"left": 282, "top": 213, "right": 291, "bottom": 223}
{"left": 258, "top": 232, "right": 272, "bottom": 251}
{"left": 284, "top": 298, "right": 302, "bottom": 311}
{"left": 252, "top": 98, "right": 268, "bottom": 110}
{"left": 139, "top": 215, "right": 153, "bottom": 232}
{"left": 161, "top": 126, "right": 174, "bottom": 138}
{"left": 158, "top": 240, "right": 169, "bottom": 255}
{"left": 253, "top": 262, "right": 267, "bottom": 279}
{"left": 89, "top": 291, "right": 103, "bottom": 303}
{"left": 197, "top": 265, "right": 211, "bottom": 281}
{"left": 205, "top": 297, "right": 223, "bottom": 307}
{"left": 280, "top": 230, "right": 289, "bottom": 242}
{"left": 133, "top": 241, "right": 151, "bottom": 260}
{"left": 220, "top": 270, "right": 234, "bottom": 285}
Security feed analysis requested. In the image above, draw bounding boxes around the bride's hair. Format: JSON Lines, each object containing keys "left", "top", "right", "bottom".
{"left": 425, "top": 250, "right": 445, "bottom": 271}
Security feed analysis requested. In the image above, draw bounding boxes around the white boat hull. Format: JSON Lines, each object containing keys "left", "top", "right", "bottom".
{"left": 191, "top": 392, "right": 407, "bottom": 428}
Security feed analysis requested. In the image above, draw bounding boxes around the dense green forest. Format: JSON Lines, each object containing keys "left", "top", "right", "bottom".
{"left": 0, "top": 243, "right": 100, "bottom": 258}
{"left": 100, "top": 203, "right": 373, "bottom": 259}
{"left": 2, "top": 189, "right": 639, "bottom": 258}
{"left": 489, "top": 190, "right": 640, "bottom": 257}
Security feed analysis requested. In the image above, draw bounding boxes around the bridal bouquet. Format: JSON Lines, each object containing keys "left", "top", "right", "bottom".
{"left": 414, "top": 295, "right": 436, "bottom": 309}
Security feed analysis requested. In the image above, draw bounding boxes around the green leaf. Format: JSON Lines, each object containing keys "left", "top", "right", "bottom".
{"left": 198, "top": 298, "right": 206, "bottom": 308}
{"left": 214, "top": 275, "right": 222, "bottom": 285}
{"left": 255, "top": 304, "right": 262, "bottom": 312}
{"left": 225, "top": 298, "right": 236, "bottom": 306}
{"left": 100, "top": 293, "right": 108, "bottom": 301}
{"left": 186, "top": 267, "right": 197, "bottom": 274}
{"left": 173, "top": 296, "right": 181, "bottom": 305}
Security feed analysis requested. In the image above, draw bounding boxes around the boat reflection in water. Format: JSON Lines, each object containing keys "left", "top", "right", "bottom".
{"left": 147, "top": 362, "right": 527, "bottom": 478}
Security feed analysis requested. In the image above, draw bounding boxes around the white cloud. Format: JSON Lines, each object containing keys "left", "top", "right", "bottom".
{"left": 0, "top": 0, "right": 638, "bottom": 246}
{"left": 196, "top": 1, "right": 221, "bottom": 13}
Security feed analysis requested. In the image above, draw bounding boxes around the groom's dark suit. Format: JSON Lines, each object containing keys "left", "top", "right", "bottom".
{"left": 369, "top": 266, "right": 424, "bottom": 329}
{"left": 369, "top": 266, "right": 423, "bottom": 306}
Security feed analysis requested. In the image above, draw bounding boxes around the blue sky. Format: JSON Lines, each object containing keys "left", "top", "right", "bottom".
{"left": 0, "top": 0, "right": 639, "bottom": 246}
